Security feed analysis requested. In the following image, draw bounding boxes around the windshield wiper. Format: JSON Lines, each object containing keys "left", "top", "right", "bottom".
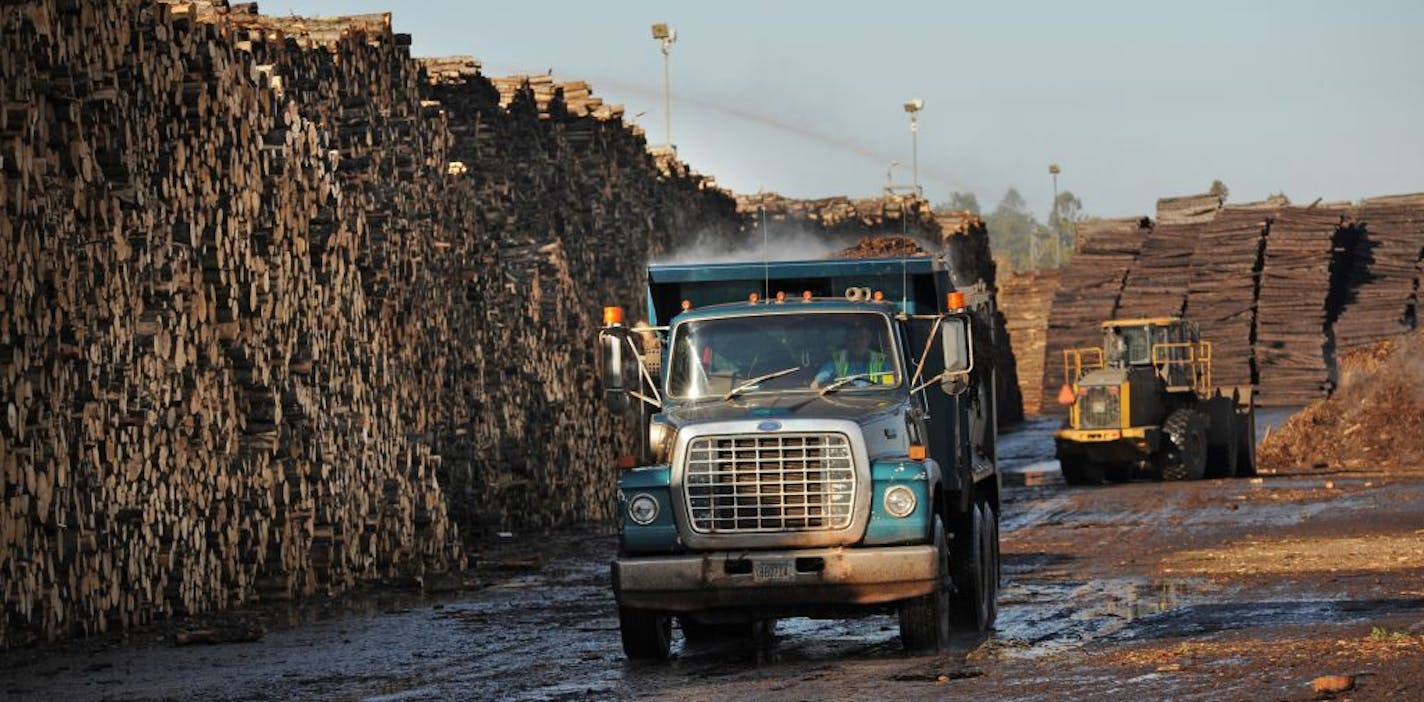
{"left": 818, "top": 373, "right": 875, "bottom": 397}
{"left": 723, "top": 366, "right": 802, "bottom": 401}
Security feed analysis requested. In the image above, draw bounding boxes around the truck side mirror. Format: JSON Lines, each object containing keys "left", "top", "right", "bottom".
{"left": 599, "top": 328, "right": 635, "bottom": 414}
{"left": 940, "top": 316, "right": 973, "bottom": 394}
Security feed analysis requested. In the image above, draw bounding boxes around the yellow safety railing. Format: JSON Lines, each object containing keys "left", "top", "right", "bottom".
{"left": 1151, "top": 341, "right": 1212, "bottom": 395}
{"left": 1062, "top": 347, "right": 1105, "bottom": 386}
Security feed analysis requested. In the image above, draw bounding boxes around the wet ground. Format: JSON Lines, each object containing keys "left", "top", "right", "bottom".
{"left": 4, "top": 414, "right": 1423, "bottom": 701}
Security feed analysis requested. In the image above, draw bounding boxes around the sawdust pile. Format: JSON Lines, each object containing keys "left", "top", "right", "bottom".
{"left": 831, "top": 236, "right": 930, "bottom": 259}
{"left": 1258, "top": 330, "right": 1424, "bottom": 472}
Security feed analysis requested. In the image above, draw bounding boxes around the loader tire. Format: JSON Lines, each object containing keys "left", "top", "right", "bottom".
{"left": 1161, "top": 409, "right": 1207, "bottom": 481}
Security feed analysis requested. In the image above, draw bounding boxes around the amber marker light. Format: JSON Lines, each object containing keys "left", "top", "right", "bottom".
{"left": 775, "top": 291, "right": 786, "bottom": 303}
{"left": 802, "top": 290, "right": 813, "bottom": 302}
{"left": 603, "top": 306, "right": 624, "bottom": 326}
{"left": 872, "top": 290, "right": 884, "bottom": 301}
{"left": 946, "top": 291, "right": 966, "bottom": 310}
{"left": 749, "top": 292, "right": 759, "bottom": 303}
{"left": 680, "top": 299, "right": 692, "bottom": 311}
{"left": 616, "top": 454, "right": 637, "bottom": 469}
{"left": 908, "top": 445, "right": 928, "bottom": 461}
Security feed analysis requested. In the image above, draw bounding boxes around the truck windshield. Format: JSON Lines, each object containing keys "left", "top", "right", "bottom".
{"left": 667, "top": 312, "right": 901, "bottom": 400}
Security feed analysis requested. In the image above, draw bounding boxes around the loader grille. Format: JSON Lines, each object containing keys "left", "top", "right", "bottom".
{"left": 683, "top": 433, "right": 857, "bottom": 533}
{"left": 1079, "top": 385, "right": 1121, "bottom": 429}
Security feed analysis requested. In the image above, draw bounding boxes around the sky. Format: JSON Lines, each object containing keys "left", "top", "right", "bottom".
{"left": 261, "top": 0, "right": 1424, "bottom": 220}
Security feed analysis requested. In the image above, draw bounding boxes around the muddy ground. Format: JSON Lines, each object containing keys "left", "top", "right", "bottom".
{"left": 3, "top": 415, "right": 1423, "bottom": 701}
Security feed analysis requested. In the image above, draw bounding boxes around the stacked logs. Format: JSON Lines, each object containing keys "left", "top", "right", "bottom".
{"left": 1040, "top": 217, "right": 1152, "bottom": 411}
{"left": 1183, "top": 207, "right": 1274, "bottom": 388}
{"left": 1116, "top": 193, "right": 1221, "bottom": 319}
{"left": 1252, "top": 207, "right": 1356, "bottom": 406}
{"left": 735, "top": 192, "right": 940, "bottom": 238}
{"left": 1, "top": 0, "right": 740, "bottom": 647}
{"left": 1333, "top": 197, "right": 1424, "bottom": 351}
{"left": 997, "top": 270, "right": 1060, "bottom": 414}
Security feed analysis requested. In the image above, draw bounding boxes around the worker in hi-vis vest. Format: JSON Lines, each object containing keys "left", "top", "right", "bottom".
{"left": 811, "top": 321, "right": 894, "bottom": 388}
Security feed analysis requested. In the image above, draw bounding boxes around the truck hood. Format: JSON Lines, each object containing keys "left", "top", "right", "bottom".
{"left": 659, "top": 393, "right": 906, "bottom": 429}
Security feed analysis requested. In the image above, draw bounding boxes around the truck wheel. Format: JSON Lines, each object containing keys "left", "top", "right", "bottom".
{"left": 1060, "top": 456, "right": 1104, "bottom": 486}
{"left": 619, "top": 607, "right": 672, "bottom": 661}
{"left": 1161, "top": 409, "right": 1207, "bottom": 481}
{"left": 950, "top": 502, "right": 996, "bottom": 631}
{"left": 899, "top": 515, "right": 951, "bottom": 651}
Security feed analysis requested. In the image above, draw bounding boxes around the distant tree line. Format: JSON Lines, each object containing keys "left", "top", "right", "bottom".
{"left": 937, "top": 188, "right": 1081, "bottom": 273}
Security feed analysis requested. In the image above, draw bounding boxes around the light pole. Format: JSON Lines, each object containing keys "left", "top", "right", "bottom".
{"left": 903, "top": 99, "right": 924, "bottom": 197}
{"left": 1048, "top": 163, "right": 1062, "bottom": 266}
{"left": 651, "top": 23, "right": 677, "bottom": 151}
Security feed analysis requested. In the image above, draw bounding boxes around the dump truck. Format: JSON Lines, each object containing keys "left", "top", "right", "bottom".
{"left": 1054, "top": 317, "right": 1256, "bottom": 484}
{"left": 596, "top": 255, "right": 1001, "bottom": 659}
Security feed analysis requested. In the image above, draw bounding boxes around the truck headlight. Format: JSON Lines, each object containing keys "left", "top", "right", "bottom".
{"left": 628, "top": 493, "right": 660, "bottom": 525}
{"left": 648, "top": 422, "right": 675, "bottom": 463}
{"left": 883, "top": 485, "right": 917, "bottom": 518}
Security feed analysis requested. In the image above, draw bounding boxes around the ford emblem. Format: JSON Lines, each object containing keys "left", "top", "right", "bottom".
{"left": 756, "top": 421, "right": 782, "bottom": 432}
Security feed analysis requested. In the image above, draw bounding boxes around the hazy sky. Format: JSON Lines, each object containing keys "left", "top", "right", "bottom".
{"left": 263, "top": 1, "right": 1424, "bottom": 219}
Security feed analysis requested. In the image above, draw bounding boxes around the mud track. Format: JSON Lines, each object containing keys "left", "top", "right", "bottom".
{"left": 4, "top": 418, "right": 1423, "bottom": 701}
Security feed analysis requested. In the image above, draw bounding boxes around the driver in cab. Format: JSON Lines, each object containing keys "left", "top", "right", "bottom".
{"left": 811, "top": 322, "right": 894, "bottom": 389}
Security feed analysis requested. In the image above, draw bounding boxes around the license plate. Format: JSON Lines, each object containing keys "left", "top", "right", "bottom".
{"left": 752, "top": 560, "right": 795, "bottom": 583}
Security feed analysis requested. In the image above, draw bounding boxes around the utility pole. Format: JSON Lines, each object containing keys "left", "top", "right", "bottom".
{"left": 903, "top": 99, "right": 924, "bottom": 197}
{"left": 1049, "top": 163, "right": 1062, "bottom": 266}
{"left": 650, "top": 23, "right": 677, "bottom": 151}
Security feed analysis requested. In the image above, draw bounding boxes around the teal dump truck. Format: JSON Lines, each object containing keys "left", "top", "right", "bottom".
{"left": 597, "top": 255, "right": 1001, "bottom": 659}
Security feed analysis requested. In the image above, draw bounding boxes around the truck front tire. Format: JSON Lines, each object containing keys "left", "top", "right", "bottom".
{"left": 619, "top": 607, "right": 672, "bottom": 661}
{"left": 899, "top": 515, "right": 951, "bottom": 651}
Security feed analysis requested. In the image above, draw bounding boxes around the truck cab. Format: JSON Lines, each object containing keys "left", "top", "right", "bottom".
{"left": 598, "top": 256, "right": 1001, "bottom": 659}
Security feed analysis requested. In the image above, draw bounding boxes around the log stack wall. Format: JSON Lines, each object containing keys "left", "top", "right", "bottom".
{"left": 0, "top": 0, "right": 739, "bottom": 647}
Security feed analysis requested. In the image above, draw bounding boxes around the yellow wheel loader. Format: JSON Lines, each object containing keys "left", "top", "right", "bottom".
{"left": 1053, "top": 317, "right": 1255, "bottom": 485}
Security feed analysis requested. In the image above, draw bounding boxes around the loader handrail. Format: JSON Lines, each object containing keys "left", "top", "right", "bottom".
{"left": 1062, "top": 347, "right": 1105, "bottom": 386}
{"left": 1151, "top": 341, "right": 1212, "bottom": 396}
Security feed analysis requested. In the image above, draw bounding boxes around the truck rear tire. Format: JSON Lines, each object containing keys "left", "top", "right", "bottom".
{"left": 619, "top": 607, "right": 672, "bottom": 661}
{"left": 1161, "top": 409, "right": 1207, "bottom": 481}
{"left": 678, "top": 616, "right": 755, "bottom": 644}
{"left": 950, "top": 501, "right": 998, "bottom": 631}
{"left": 899, "top": 515, "right": 951, "bottom": 651}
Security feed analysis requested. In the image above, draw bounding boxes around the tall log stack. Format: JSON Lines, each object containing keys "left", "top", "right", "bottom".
{"left": 997, "top": 270, "right": 1059, "bottom": 414}
{"left": 1333, "top": 195, "right": 1424, "bottom": 351}
{"left": 0, "top": 0, "right": 740, "bottom": 647}
{"left": 1183, "top": 207, "right": 1273, "bottom": 388}
{"left": 1253, "top": 207, "right": 1357, "bottom": 406}
{"left": 1115, "top": 194, "right": 1221, "bottom": 319}
{"left": 1040, "top": 217, "right": 1151, "bottom": 411}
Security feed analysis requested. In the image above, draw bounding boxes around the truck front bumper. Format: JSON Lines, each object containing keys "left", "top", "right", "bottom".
{"left": 612, "top": 545, "right": 936, "bottom": 612}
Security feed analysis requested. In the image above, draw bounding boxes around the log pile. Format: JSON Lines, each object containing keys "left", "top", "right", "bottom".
{"left": 1254, "top": 207, "right": 1354, "bottom": 406}
{"left": 1183, "top": 208, "right": 1273, "bottom": 388}
{"left": 735, "top": 192, "right": 940, "bottom": 239}
{"left": 935, "top": 211, "right": 1022, "bottom": 426}
{"left": 1116, "top": 220, "right": 1215, "bottom": 319}
{"left": 1332, "top": 196, "right": 1424, "bottom": 352}
{"left": 1155, "top": 192, "right": 1221, "bottom": 226}
{"left": 0, "top": 0, "right": 739, "bottom": 647}
{"left": 831, "top": 236, "right": 929, "bottom": 259}
{"left": 997, "top": 270, "right": 1060, "bottom": 414}
{"left": 1040, "top": 217, "right": 1152, "bottom": 411}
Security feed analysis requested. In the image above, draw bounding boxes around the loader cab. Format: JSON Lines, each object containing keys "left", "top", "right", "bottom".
{"left": 1102, "top": 318, "right": 1206, "bottom": 394}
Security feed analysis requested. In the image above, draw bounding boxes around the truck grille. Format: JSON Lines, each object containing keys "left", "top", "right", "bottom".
{"left": 1079, "top": 386, "right": 1120, "bottom": 429}
{"left": 683, "top": 433, "right": 856, "bottom": 533}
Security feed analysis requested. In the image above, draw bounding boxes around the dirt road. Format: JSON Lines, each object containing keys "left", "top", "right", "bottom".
{"left": 4, "top": 418, "right": 1422, "bottom": 701}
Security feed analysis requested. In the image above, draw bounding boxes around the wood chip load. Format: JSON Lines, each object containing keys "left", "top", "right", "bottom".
{"left": 997, "top": 270, "right": 1060, "bottom": 414}
{"left": 1332, "top": 195, "right": 1424, "bottom": 351}
{"left": 1253, "top": 207, "right": 1353, "bottom": 406}
{"left": 1184, "top": 207, "right": 1273, "bottom": 388}
{"left": 1040, "top": 217, "right": 1151, "bottom": 412}
{"left": 0, "top": 0, "right": 741, "bottom": 647}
